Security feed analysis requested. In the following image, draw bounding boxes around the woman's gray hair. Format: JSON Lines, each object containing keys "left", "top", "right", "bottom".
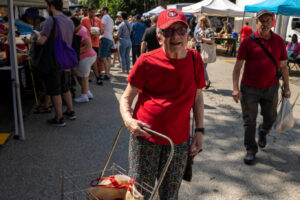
{"left": 156, "top": 27, "right": 163, "bottom": 37}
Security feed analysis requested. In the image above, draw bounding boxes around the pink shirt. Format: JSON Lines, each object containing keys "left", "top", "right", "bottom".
{"left": 286, "top": 42, "right": 300, "bottom": 55}
{"left": 76, "top": 26, "right": 96, "bottom": 60}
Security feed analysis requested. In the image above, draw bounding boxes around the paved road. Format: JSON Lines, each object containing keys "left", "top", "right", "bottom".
{"left": 0, "top": 58, "right": 300, "bottom": 200}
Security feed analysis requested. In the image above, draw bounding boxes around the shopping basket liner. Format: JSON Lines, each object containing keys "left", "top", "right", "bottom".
{"left": 86, "top": 174, "right": 144, "bottom": 200}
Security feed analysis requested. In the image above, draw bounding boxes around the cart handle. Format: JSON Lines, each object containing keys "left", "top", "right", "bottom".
{"left": 99, "top": 124, "right": 175, "bottom": 200}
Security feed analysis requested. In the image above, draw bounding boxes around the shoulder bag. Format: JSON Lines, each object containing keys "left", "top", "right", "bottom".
{"left": 33, "top": 18, "right": 60, "bottom": 75}
{"left": 183, "top": 50, "right": 198, "bottom": 182}
{"left": 201, "top": 42, "right": 216, "bottom": 64}
{"left": 53, "top": 17, "right": 78, "bottom": 71}
{"left": 199, "top": 28, "right": 216, "bottom": 63}
{"left": 249, "top": 33, "right": 281, "bottom": 80}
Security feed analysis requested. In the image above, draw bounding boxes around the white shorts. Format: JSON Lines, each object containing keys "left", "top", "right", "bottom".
{"left": 74, "top": 56, "right": 96, "bottom": 77}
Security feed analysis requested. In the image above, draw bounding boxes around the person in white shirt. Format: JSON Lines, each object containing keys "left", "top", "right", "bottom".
{"left": 99, "top": 7, "right": 114, "bottom": 80}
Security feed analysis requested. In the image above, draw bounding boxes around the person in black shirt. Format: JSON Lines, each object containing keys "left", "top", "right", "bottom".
{"left": 141, "top": 15, "right": 160, "bottom": 53}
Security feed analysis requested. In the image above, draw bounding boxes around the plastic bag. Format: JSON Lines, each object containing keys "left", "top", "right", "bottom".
{"left": 273, "top": 98, "right": 295, "bottom": 133}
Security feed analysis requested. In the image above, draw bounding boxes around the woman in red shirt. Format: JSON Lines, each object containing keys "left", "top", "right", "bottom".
{"left": 120, "top": 9, "right": 205, "bottom": 199}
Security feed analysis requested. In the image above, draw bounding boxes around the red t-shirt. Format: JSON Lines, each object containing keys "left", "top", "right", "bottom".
{"left": 127, "top": 48, "right": 206, "bottom": 145}
{"left": 81, "top": 16, "right": 103, "bottom": 48}
{"left": 239, "top": 25, "right": 253, "bottom": 41}
{"left": 237, "top": 30, "right": 288, "bottom": 88}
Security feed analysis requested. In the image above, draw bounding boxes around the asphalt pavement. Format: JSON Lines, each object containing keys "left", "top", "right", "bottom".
{"left": 0, "top": 57, "right": 300, "bottom": 200}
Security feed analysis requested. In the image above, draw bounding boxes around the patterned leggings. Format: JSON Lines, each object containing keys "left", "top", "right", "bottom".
{"left": 129, "top": 135, "right": 189, "bottom": 200}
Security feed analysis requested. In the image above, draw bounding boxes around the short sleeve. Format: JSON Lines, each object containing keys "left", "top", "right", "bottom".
{"left": 40, "top": 17, "right": 54, "bottom": 38}
{"left": 80, "top": 18, "right": 86, "bottom": 26}
{"left": 237, "top": 38, "right": 249, "bottom": 60}
{"left": 78, "top": 27, "right": 90, "bottom": 41}
{"left": 127, "top": 54, "right": 147, "bottom": 89}
{"left": 142, "top": 28, "right": 149, "bottom": 41}
{"left": 101, "top": 15, "right": 107, "bottom": 25}
{"left": 206, "top": 28, "right": 215, "bottom": 40}
{"left": 80, "top": 18, "right": 90, "bottom": 31}
{"left": 117, "top": 24, "right": 123, "bottom": 37}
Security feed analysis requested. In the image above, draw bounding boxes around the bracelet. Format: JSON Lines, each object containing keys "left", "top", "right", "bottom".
{"left": 194, "top": 128, "right": 205, "bottom": 134}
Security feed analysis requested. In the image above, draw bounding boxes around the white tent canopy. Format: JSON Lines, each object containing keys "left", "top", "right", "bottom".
{"left": 182, "top": 0, "right": 247, "bottom": 17}
{"left": 236, "top": 0, "right": 265, "bottom": 10}
{"left": 143, "top": 6, "right": 165, "bottom": 17}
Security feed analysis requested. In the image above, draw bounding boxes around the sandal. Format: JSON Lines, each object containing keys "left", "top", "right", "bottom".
{"left": 34, "top": 106, "right": 52, "bottom": 114}
{"left": 205, "top": 80, "right": 211, "bottom": 90}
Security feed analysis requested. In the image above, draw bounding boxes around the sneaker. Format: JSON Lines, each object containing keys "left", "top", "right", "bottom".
{"left": 87, "top": 91, "right": 94, "bottom": 99}
{"left": 74, "top": 94, "right": 89, "bottom": 103}
{"left": 47, "top": 117, "right": 66, "bottom": 127}
{"left": 96, "top": 77, "right": 103, "bottom": 85}
{"left": 63, "top": 110, "right": 77, "bottom": 120}
{"left": 103, "top": 74, "right": 110, "bottom": 80}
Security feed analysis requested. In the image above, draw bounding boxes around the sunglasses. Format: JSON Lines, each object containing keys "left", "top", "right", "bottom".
{"left": 162, "top": 27, "right": 187, "bottom": 37}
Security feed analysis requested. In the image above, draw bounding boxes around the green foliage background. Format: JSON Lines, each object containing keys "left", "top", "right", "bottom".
{"left": 77, "top": 0, "right": 236, "bottom": 19}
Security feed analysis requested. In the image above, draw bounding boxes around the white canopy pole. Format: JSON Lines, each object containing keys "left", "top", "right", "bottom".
{"left": 8, "top": 0, "right": 25, "bottom": 140}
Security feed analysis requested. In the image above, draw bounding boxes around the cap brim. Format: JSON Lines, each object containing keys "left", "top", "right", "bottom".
{"left": 159, "top": 20, "right": 188, "bottom": 30}
{"left": 257, "top": 12, "right": 273, "bottom": 19}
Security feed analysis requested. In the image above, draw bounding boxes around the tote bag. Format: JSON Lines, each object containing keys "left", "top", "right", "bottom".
{"left": 53, "top": 17, "right": 78, "bottom": 70}
{"left": 201, "top": 42, "right": 216, "bottom": 63}
{"left": 33, "top": 19, "right": 60, "bottom": 75}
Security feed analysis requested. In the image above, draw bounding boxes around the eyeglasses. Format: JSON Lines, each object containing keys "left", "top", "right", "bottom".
{"left": 259, "top": 19, "right": 272, "bottom": 24}
{"left": 162, "top": 27, "right": 187, "bottom": 37}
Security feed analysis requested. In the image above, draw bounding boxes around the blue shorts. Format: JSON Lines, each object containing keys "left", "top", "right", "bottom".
{"left": 99, "top": 38, "right": 113, "bottom": 58}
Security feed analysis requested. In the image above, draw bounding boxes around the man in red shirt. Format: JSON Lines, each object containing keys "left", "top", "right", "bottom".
{"left": 120, "top": 9, "right": 205, "bottom": 199}
{"left": 232, "top": 9, "right": 291, "bottom": 165}
{"left": 239, "top": 21, "right": 253, "bottom": 42}
{"left": 81, "top": 7, "right": 104, "bottom": 85}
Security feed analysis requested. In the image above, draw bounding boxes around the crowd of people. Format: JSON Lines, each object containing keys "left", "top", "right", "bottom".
{"left": 16, "top": 0, "right": 296, "bottom": 198}
{"left": 23, "top": 1, "right": 162, "bottom": 126}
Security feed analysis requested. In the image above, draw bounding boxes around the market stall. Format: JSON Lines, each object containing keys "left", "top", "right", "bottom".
{"left": 182, "top": 0, "right": 248, "bottom": 17}
{"left": 142, "top": 6, "right": 165, "bottom": 17}
{"left": 0, "top": 0, "right": 68, "bottom": 141}
{"left": 182, "top": 0, "right": 252, "bottom": 56}
{"left": 244, "top": 0, "right": 300, "bottom": 16}
{"left": 244, "top": 0, "right": 300, "bottom": 42}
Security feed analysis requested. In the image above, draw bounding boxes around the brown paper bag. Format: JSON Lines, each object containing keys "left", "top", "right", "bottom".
{"left": 86, "top": 174, "right": 144, "bottom": 200}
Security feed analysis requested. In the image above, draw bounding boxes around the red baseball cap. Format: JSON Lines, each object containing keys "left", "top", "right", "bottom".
{"left": 157, "top": 9, "right": 188, "bottom": 30}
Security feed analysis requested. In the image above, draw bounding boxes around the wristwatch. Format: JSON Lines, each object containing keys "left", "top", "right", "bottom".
{"left": 194, "top": 128, "right": 205, "bottom": 134}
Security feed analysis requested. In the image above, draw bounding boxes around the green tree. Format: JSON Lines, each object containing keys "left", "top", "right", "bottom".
{"left": 77, "top": 0, "right": 237, "bottom": 18}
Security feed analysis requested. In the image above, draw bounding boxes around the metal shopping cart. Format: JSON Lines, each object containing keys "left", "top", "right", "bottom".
{"left": 61, "top": 124, "right": 175, "bottom": 200}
